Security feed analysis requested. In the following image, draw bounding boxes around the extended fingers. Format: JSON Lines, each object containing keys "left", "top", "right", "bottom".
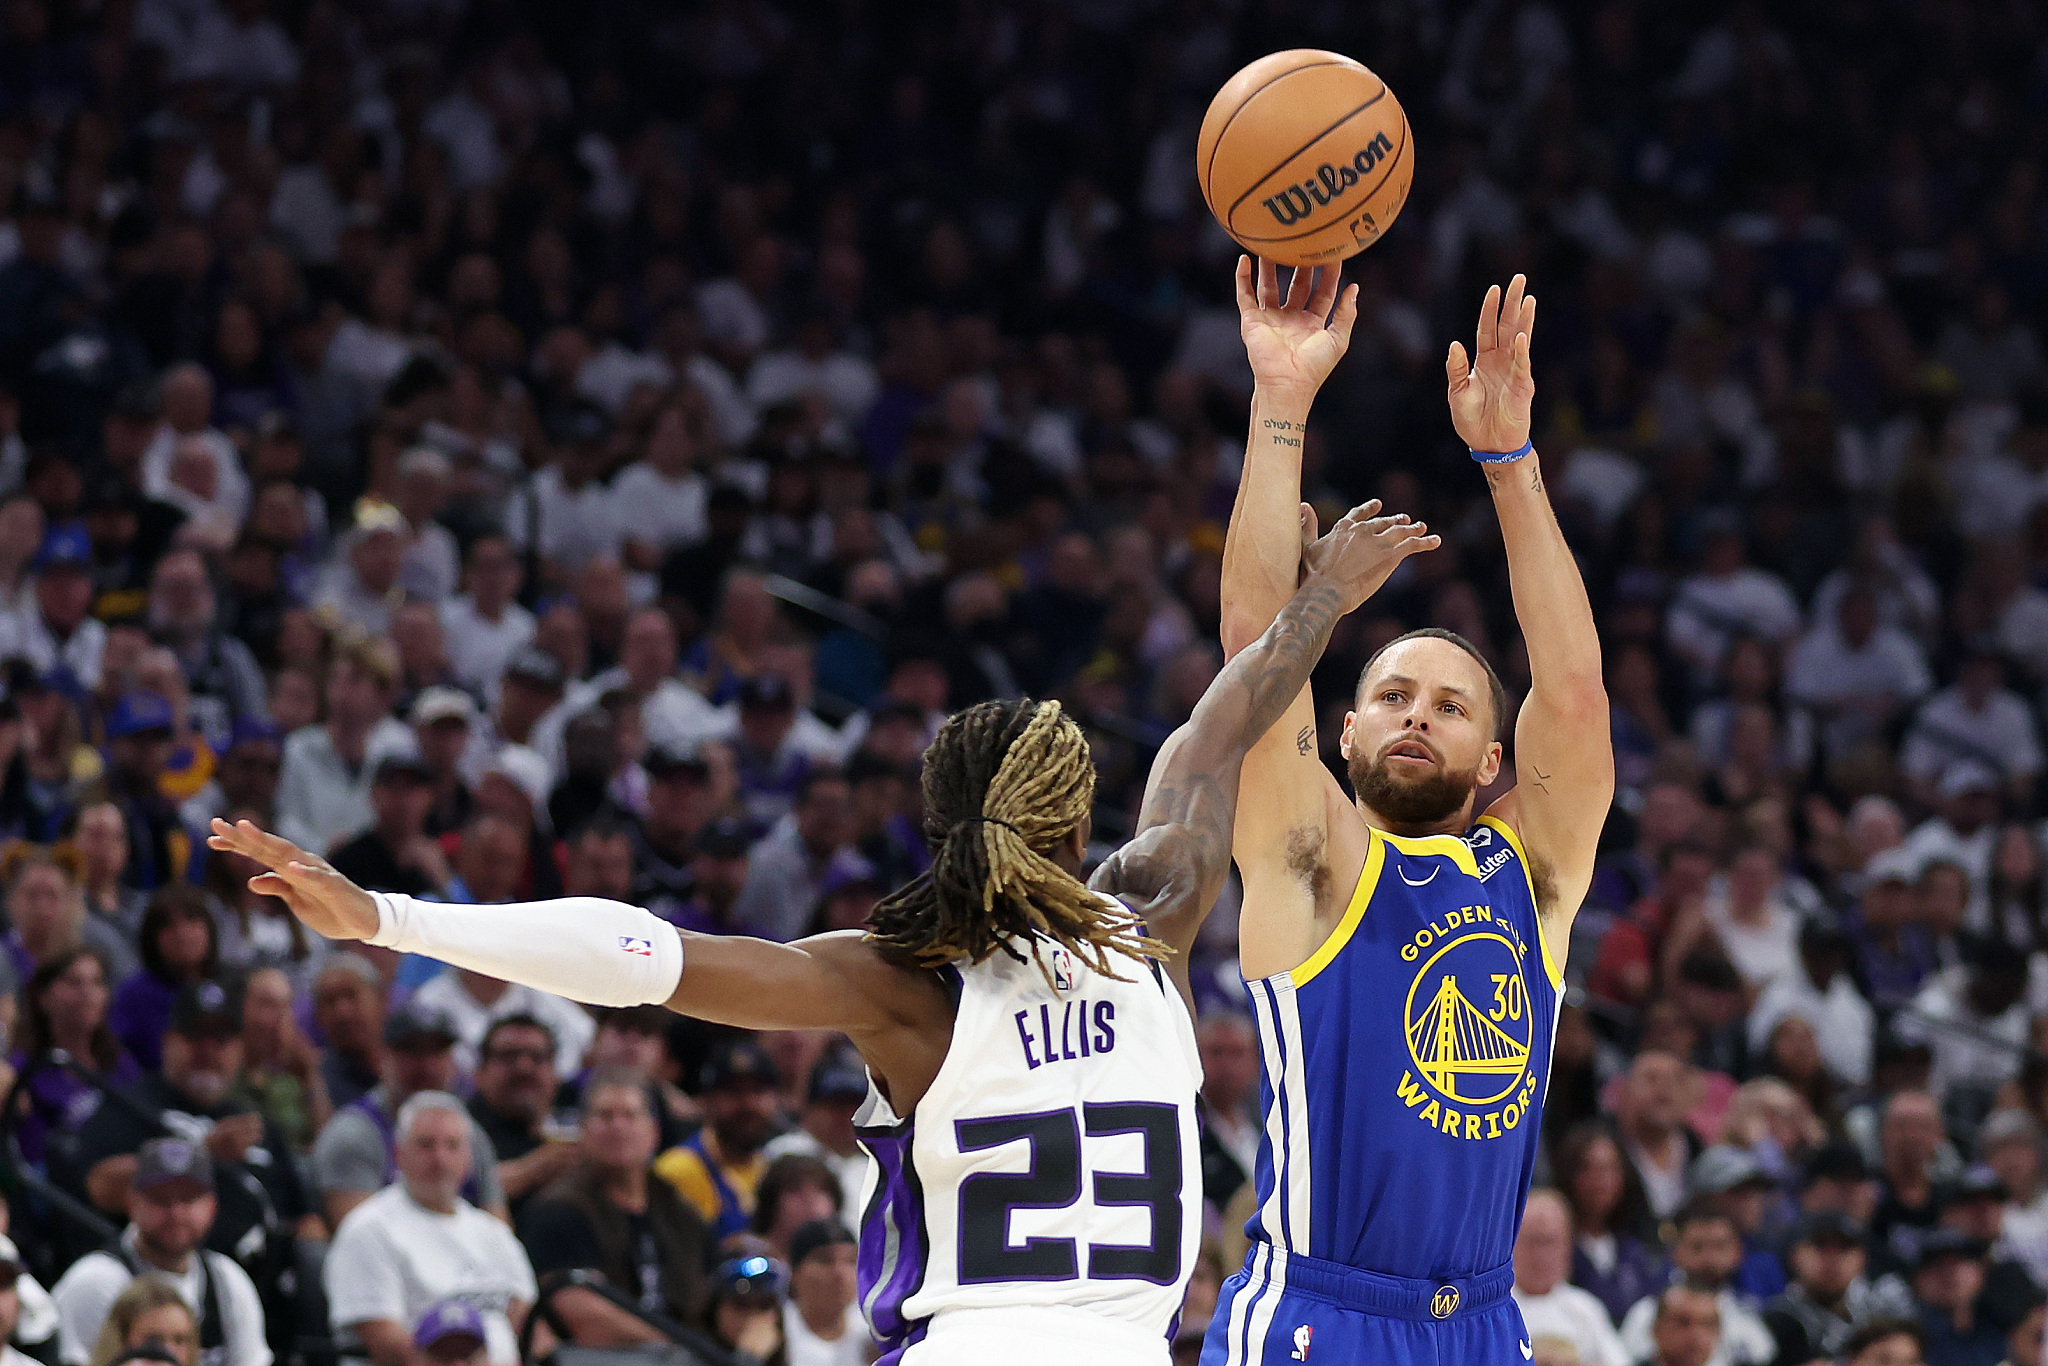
{"left": 1501, "top": 275, "right": 1526, "bottom": 346}
{"left": 1445, "top": 340, "right": 1470, "bottom": 385}
{"left": 1475, "top": 284, "right": 1501, "bottom": 354}
{"left": 1327, "top": 283, "right": 1360, "bottom": 350}
{"left": 1306, "top": 267, "right": 1341, "bottom": 321}
{"left": 1257, "top": 258, "right": 1279, "bottom": 309}
{"left": 1234, "top": 256, "right": 1255, "bottom": 313}
{"left": 1283, "top": 264, "right": 1315, "bottom": 311}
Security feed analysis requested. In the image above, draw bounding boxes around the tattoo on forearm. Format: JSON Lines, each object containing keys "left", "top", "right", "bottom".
{"left": 1296, "top": 725, "right": 1314, "bottom": 755}
{"left": 1528, "top": 464, "right": 1544, "bottom": 493}
{"left": 1261, "top": 417, "right": 1304, "bottom": 449}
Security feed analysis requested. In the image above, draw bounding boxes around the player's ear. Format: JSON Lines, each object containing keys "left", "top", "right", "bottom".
{"left": 1479, "top": 740, "right": 1504, "bottom": 787}
{"left": 1338, "top": 711, "right": 1357, "bottom": 759}
{"left": 1064, "top": 812, "right": 1091, "bottom": 866}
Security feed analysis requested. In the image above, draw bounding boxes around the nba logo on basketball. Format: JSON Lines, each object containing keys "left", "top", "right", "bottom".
{"left": 1050, "top": 949, "right": 1074, "bottom": 992}
{"left": 1292, "top": 1325, "right": 1312, "bottom": 1359}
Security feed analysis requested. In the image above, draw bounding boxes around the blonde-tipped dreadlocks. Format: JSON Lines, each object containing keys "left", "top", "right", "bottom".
{"left": 867, "top": 698, "right": 1167, "bottom": 983}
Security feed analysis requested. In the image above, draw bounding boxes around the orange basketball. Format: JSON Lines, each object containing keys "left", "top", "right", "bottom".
{"left": 1196, "top": 49, "right": 1412, "bottom": 268}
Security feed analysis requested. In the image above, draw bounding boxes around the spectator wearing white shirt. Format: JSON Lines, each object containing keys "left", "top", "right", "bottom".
{"left": 440, "top": 535, "right": 536, "bottom": 699}
{"left": 393, "top": 449, "right": 460, "bottom": 604}
{"left": 1512, "top": 1190, "right": 1630, "bottom": 1366}
{"left": 180, "top": 0, "right": 300, "bottom": 88}
{"left": 140, "top": 365, "right": 249, "bottom": 534}
{"left": 1809, "top": 516, "right": 1941, "bottom": 647}
{"left": 275, "top": 639, "right": 412, "bottom": 854}
{"left": 746, "top": 312, "right": 880, "bottom": 431}
{"left": 781, "top": 1220, "right": 871, "bottom": 1366}
{"left": 1784, "top": 583, "right": 1932, "bottom": 764}
{"left": 1619, "top": 1202, "right": 1776, "bottom": 1366}
{"left": 1978, "top": 1111, "right": 2048, "bottom": 1287}
{"left": 1894, "top": 944, "right": 2034, "bottom": 1110}
{"left": 325, "top": 1093, "right": 536, "bottom": 1366}
{"left": 50, "top": 1139, "right": 269, "bottom": 1366}
{"left": 1897, "top": 763, "right": 2002, "bottom": 930}
{"left": 1748, "top": 921, "right": 1876, "bottom": 1086}
{"left": 537, "top": 608, "right": 730, "bottom": 773}
{"left": 1899, "top": 652, "right": 2042, "bottom": 807}
{"left": 502, "top": 405, "right": 622, "bottom": 587}
{"left": 1702, "top": 844, "right": 1805, "bottom": 992}
{"left": 613, "top": 404, "right": 710, "bottom": 576}
{"left": 0, "top": 523, "right": 105, "bottom": 688}
{"left": 1667, "top": 516, "right": 1801, "bottom": 684}
{"left": 312, "top": 505, "right": 409, "bottom": 640}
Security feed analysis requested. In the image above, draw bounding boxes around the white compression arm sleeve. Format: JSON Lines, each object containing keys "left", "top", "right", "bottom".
{"left": 367, "top": 892, "right": 685, "bottom": 1008}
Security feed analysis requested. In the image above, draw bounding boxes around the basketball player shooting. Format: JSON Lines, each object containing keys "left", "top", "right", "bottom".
{"left": 1201, "top": 261, "right": 1611, "bottom": 1366}
{"left": 207, "top": 498, "right": 1436, "bottom": 1366}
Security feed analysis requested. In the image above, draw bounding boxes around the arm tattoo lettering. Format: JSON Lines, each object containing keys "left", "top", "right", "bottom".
{"left": 1261, "top": 417, "right": 1304, "bottom": 449}
{"left": 1296, "top": 725, "right": 1314, "bottom": 756}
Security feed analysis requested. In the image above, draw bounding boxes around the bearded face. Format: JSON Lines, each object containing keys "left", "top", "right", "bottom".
{"left": 1348, "top": 731, "right": 1484, "bottom": 828}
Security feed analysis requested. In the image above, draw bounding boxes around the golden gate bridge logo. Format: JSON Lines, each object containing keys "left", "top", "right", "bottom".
{"left": 1402, "top": 932, "right": 1532, "bottom": 1107}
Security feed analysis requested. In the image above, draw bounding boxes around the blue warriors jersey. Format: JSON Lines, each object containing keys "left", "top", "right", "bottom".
{"left": 1239, "top": 816, "right": 1561, "bottom": 1278}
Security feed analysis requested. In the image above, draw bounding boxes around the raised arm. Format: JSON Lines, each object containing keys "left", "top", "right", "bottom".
{"left": 1094, "top": 503, "right": 1437, "bottom": 1004}
{"left": 1446, "top": 276, "right": 1613, "bottom": 953}
{"left": 1220, "top": 257, "right": 1372, "bottom": 960}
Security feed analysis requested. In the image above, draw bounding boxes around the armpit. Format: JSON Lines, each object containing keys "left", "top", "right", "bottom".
{"left": 1285, "top": 823, "right": 1329, "bottom": 902}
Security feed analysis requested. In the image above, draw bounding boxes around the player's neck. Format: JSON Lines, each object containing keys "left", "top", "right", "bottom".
{"left": 1353, "top": 798, "right": 1475, "bottom": 840}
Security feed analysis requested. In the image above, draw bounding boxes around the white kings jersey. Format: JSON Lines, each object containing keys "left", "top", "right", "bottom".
{"left": 854, "top": 926, "right": 1203, "bottom": 1362}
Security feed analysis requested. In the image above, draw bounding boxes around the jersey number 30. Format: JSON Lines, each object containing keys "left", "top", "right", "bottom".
{"left": 954, "top": 1102, "right": 1182, "bottom": 1285}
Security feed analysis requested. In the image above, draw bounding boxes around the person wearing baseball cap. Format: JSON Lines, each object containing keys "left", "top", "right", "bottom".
{"left": 654, "top": 1038, "right": 784, "bottom": 1240}
{"left": 1759, "top": 1211, "right": 1900, "bottom": 1366}
{"left": 762, "top": 1055, "right": 871, "bottom": 1215}
{"left": 412, "top": 1301, "right": 488, "bottom": 1366}
{"left": 707, "top": 1254, "right": 787, "bottom": 1363}
{"left": 49, "top": 1138, "right": 272, "bottom": 1366}
{"left": 73, "top": 978, "right": 311, "bottom": 1270}
{"left": 1910, "top": 1226, "right": 2004, "bottom": 1365}
{"left": 328, "top": 736, "right": 449, "bottom": 898}
{"left": 8, "top": 520, "right": 107, "bottom": 693}
{"left": 783, "top": 1219, "right": 866, "bottom": 1364}
{"left": 634, "top": 741, "right": 717, "bottom": 913}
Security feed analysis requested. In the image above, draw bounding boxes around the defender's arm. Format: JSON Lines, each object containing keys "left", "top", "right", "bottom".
{"left": 1096, "top": 505, "right": 1439, "bottom": 1005}
{"left": 1447, "top": 279, "right": 1613, "bottom": 954}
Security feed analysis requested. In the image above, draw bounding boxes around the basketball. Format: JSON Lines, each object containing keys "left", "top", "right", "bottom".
{"left": 1196, "top": 49, "right": 1412, "bottom": 268}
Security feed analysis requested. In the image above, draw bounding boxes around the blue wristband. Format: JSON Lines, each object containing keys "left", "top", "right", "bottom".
{"left": 1470, "top": 439, "right": 1533, "bottom": 464}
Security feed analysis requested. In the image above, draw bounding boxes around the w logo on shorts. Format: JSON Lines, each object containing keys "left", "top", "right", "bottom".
{"left": 618, "top": 936, "right": 653, "bottom": 956}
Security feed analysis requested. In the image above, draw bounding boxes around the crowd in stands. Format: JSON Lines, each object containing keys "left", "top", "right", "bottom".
{"left": 0, "top": 0, "right": 2039, "bottom": 1365}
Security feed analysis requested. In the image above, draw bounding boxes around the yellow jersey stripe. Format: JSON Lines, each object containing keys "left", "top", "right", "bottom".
{"left": 1477, "top": 815, "right": 1562, "bottom": 989}
{"left": 1290, "top": 831, "right": 1386, "bottom": 987}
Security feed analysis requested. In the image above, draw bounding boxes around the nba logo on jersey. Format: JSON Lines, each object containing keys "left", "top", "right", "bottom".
{"left": 1291, "top": 1324, "right": 1312, "bottom": 1359}
{"left": 1049, "top": 947, "right": 1074, "bottom": 992}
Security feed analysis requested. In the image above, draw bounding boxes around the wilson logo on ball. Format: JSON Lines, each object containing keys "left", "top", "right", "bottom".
{"left": 1259, "top": 131, "right": 1396, "bottom": 226}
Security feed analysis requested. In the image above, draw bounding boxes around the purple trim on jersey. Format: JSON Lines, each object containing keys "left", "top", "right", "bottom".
{"left": 857, "top": 1116, "right": 930, "bottom": 1356}
{"left": 875, "top": 1318, "right": 929, "bottom": 1366}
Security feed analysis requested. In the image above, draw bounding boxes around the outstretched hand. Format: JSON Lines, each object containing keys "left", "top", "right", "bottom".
{"left": 1300, "top": 498, "right": 1440, "bottom": 613}
{"left": 1446, "top": 274, "right": 1537, "bottom": 455}
{"left": 207, "top": 818, "right": 380, "bottom": 942}
{"left": 1236, "top": 255, "right": 1360, "bottom": 402}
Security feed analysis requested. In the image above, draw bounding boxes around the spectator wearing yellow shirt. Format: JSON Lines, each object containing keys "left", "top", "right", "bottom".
{"left": 654, "top": 1039, "right": 783, "bottom": 1244}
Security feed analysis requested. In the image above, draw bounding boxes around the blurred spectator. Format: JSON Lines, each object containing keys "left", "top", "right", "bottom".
{"left": 83, "top": 1279, "right": 197, "bottom": 1366}
{"left": 731, "top": 771, "right": 854, "bottom": 942}
{"left": 275, "top": 641, "right": 407, "bottom": 855}
{"left": 0, "top": 524, "right": 106, "bottom": 688}
{"left": 1646, "top": 1282, "right": 1727, "bottom": 1366}
{"left": 74, "top": 981, "right": 310, "bottom": 1265}
{"left": 517, "top": 1069, "right": 711, "bottom": 1342}
{"left": 1554, "top": 1123, "right": 1665, "bottom": 1325}
{"left": 704, "top": 1254, "right": 786, "bottom": 1366}
{"left": 440, "top": 537, "right": 534, "bottom": 699}
{"left": 1762, "top": 1210, "right": 1905, "bottom": 1366}
{"left": 1749, "top": 922, "right": 1875, "bottom": 1090}
{"left": 1618, "top": 1052, "right": 1703, "bottom": 1222}
{"left": 323, "top": 1093, "right": 534, "bottom": 1366}
{"left": 1195, "top": 1012, "right": 1260, "bottom": 1217}
{"left": 762, "top": 1059, "right": 871, "bottom": 1217}
{"left": 1619, "top": 1200, "right": 1775, "bottom": 1366}
{"left": 1908, "top": 1230, "right": 2003, "bottom": 1366}
{"left": 781, "top": 1220, "right": 867, "bottom": 1366}
{"left": 311, "top": 1004, "right": 506, "bottom": 1227}
{"left": 308, "top": 955, "right": 385, "bottom": 1109}
{"left": 50, "top": 1140, "right": 268, "bottom": 1366}
{"left": 749, "top": 1156, "right": 844, "bottom": 1266}
{"left": 107, "top": 888, "right": 218, "bottom": 1072}
{"left": 328, "top": 744, "right": 449, "bottom": 899}
{"left": 656, "top": 1039, "right": 782, "bottom": 1241}
{"left": 233, "top": 967, "right": 328, "bottom": 1154}
{"left": 1513, "top": 1189, "right": 1631, "bottom": 1366}
{"left": 464, "top": 1016, "right": 579, "bottom": 1212}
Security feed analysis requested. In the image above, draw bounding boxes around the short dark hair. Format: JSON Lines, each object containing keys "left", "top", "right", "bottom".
{"left": 1655, "top": 1279, "right": 1721, "bottom": 1323}
{"left": 750, "top": 1154, "right": 842, "bottom": 1235}
{"left": 1356, "top": 627, "right": 1510, "bottom": 741}
{"left": 1842, "top": 1319, "right": 1924, "bottom": 1361}
{"left": 479, "top": 1013, "right": 555, "bottom": 1060}
{"left": 1674, "top": 1196, "right": 1738, "bottom": 1234}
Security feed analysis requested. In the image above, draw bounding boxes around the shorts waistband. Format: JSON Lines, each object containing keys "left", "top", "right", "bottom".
{"left": 1248, "top": 1246, "right": 1516, "bottom": 1322}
